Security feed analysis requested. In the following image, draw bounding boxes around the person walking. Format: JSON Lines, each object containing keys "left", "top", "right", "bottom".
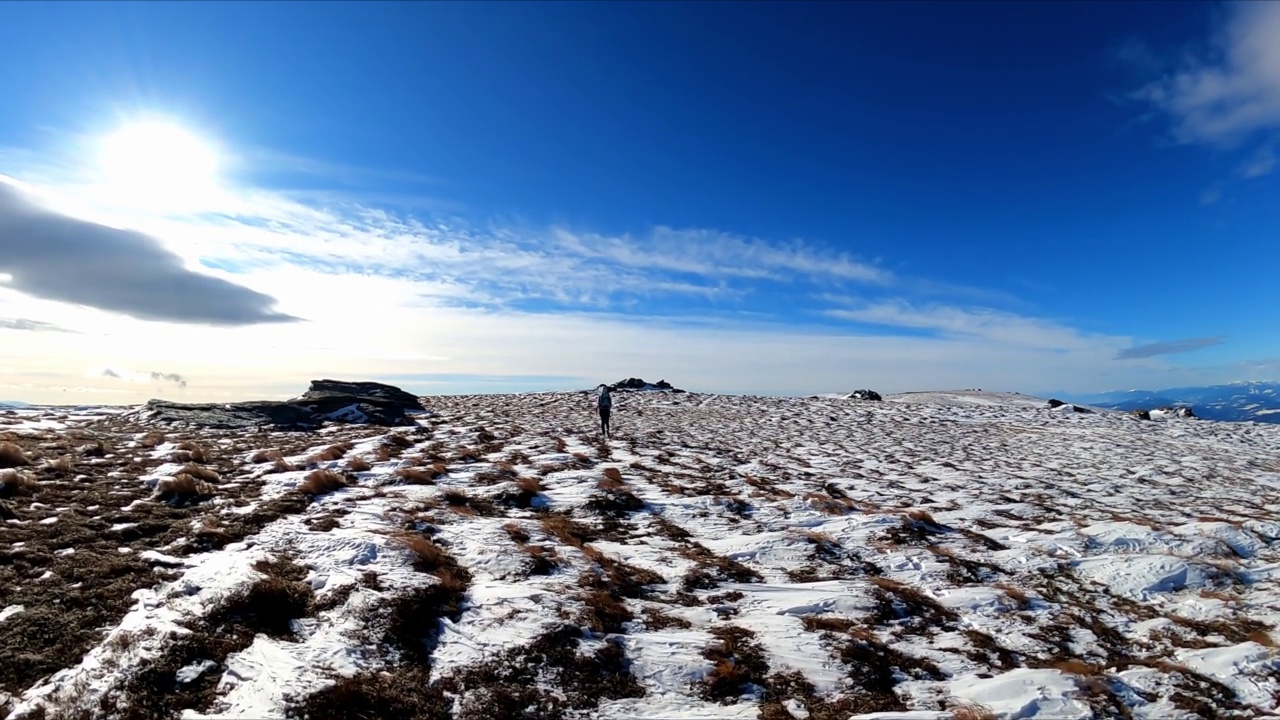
{"left": 596, "top": 384, "right": 613, "bottom": 439}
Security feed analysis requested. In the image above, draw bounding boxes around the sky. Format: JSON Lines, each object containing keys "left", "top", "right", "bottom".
{"left": 0, "top": 0, "right": 1278, "bottom": 404}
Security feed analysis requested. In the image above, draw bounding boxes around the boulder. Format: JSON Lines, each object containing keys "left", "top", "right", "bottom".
{"left": 1130, "top": 409, "right": 1152, "bottom": 421}
{"left": 848, "top": 389, "right": 883, "bottom": 401}
{"left": 1046, "top": 399, "right": 1066, "bottom": 409}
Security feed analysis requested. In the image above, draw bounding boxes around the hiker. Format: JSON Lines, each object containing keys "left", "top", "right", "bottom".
{"left": 595, "top": 384, "right": 613, "bottom": 439}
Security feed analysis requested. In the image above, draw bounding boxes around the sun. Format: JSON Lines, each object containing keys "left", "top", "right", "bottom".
{"left": 97, "top": 120, "right": 221, "bottom": 208}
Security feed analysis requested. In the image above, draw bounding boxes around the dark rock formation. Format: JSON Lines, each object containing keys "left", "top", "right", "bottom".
{"left": 1130, "top": 409, "right": 1152, "bottom": 421}
{"left": 135, "top": 380, "right": 424, "bottom": 430}
{"left": 1046, "top": 399, "right": 1066, "bottom": 409}
{"left": 848, "top": 389, "right": 883, "bottom": 401}
{"left": 608, "top": 378, "right": 685, "bottom": 393}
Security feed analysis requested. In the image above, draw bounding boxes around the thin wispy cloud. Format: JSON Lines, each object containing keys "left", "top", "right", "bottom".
{"left": 1116, "top": 336, "right": 1224, "bottom": 360}
{"left": 1133, "top": 2, "right": 1280, "bottom": 172}
{"left": 824, "top": 300, "right": 1118, "bottom": 353}
{"left": 0, "top": 317, "right": 73, "bottom": 333}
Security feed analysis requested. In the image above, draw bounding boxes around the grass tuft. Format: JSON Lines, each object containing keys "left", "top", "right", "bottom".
{"left": 0, "top": 468, "right": 38, "bottom": 497}
{"left": 0, "top": 441, "right": 31, "bottom": 468}
{"left": 298, "top": 469, "right": 350, "bottom": 496}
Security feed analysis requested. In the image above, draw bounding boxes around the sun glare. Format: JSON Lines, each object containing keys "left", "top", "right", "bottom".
{"left": 97, "top": 120, "right": 220, "bottom": 209}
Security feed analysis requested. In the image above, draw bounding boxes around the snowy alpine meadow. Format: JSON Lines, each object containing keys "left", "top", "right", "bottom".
{"left": 1, "top": 389, "right": 1280, "bottom": 720}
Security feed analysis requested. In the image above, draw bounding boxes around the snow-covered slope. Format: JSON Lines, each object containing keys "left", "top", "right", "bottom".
{"left": 884, "top": 390, "right": 1056, "bottom": 409}
{"left": 2, "top": 392, "right": 1280, "bottom": 719}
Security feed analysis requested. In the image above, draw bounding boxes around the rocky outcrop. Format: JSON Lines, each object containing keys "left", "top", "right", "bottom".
{"left": 1047, "top": 399, "right": 1066, "bottom": 409}
{"left": 608, "top": 378, "right": 685, "bottom": 393}
{"left": 1129, "top": 409, "right": 1152, "bottom": 421}
{"left": 133, "top": 380, "right": 425, "bottom": 430}
{"left": 847, "top": 389, "right": 883, "bottom": 401}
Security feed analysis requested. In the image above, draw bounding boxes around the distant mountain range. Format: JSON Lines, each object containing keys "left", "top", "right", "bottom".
{"left": 1070, "top": 382, "right": 1280, "bottom": 424}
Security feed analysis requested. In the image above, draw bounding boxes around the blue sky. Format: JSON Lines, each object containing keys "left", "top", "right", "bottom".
{"left": 0, "top": 1, "right": 1277, "bottom": 402}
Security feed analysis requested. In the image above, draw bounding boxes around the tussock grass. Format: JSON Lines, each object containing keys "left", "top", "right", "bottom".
{"left": 44, "top": 454, "right": 74, "bottom": 475}
{"left": 393, "top": 534, "right": 454, "bottom": 574}
{"left": 699, "top": 626, "right": 770, "bottom": 703}
{"left": 347, "top": 456, "right": 372, "bottom": 472}
{"left": 541, "top": 514, "right": 598, "bottom": 549}
{"left": 0, "top": 441, "right": 32, "bottom": 468}
{"left": 503, "top": 522, "right": 531, "bottom": 544}
{"left": 250, "top": 448, "right": 284, "bottom": 464}
{"left": 175, "top": 440, "right": 207, "bottom": 462}
{"left": 269, "top": 458, "right": 296, "bottom": 474}
{"left": 0, "top": 469, "right": 38, "bottom": 497}
{"left": 308, "top": 443, "right": 351, "bottom": 464}
{"left": 394, "top": 466, "right": 439, "bottom": 485}
{"left": 138, "top": 431, "right": 166, "bottom": 448}
{"left": 298, "top": 469, "right": 349, "bottom": 496}
{"left": 384, "top": 434, "right": 414, "bottom": 449}
{"left": 948, "top": 701, "right": 997, "bottom": 720}
{"left": 153, "top": 473, "right": 214, "bottom": 505}
{"left": 179, "top": 464, "right": 222, "bottom": 484}
{"left": 80, "top": 439, "right": 110, "bottom": 457}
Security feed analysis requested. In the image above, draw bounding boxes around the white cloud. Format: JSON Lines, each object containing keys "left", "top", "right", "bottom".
{"left": 0, "top": 140, "right": 1235, "bottom": 404}
{"left": 824, "top": 300, "right": 1121, "bottom": 354}
{"left": 1135, "top": 2, "right": 1280, "bottom": 158}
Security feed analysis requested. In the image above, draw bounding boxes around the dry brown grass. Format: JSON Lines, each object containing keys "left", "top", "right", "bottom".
{"left": 269, "top": 458, "right": 296, "bottom": 474}
{"left": 138, "top": 431, "right": 166, "bottom": 448}
{"left": 395, "top": 467, "right": 439, "bottom": 485}
{"left": 905, "top": 509, "right": 940, "bottom": 526}
{"left": 541, "top": 514, "right": 598, "bottom": 549}
{"left": 250, "top": 448, "right": 284, "bottom": 464}
{"left": 803, "top": 493, "right": 854, "bottom": 515}
{"left": 180, "top": 464, "right": 222, "bottom": 484}
{"left": 1248, "top": 629, "right": 1276, "bottom": 647}
{"left": 298, "top": 469, "right": 350, "bottom": 496}
{"left": 800, "top": 615, "right": 860, "bottom": 635}
{"left": 348, "top": 456, "right": 373, "bottom": 472}
{"left": 0, "top": 469, "right": 38, "bottom": 497}
{"left": 171, "top": 441, "right": 207, "bottom": 464}
{"left": 993, "top": 582, "right": 1031, "bottom": 608}
{"left": 309, "top": 443, "right": 351, "bottom": 464}
{"left": 503, "top": 522, "right": 531, "bottom": 544}
{"left": 598, "top": 467, "right": 625, "bottom": 490}
{"left": 45, "top": 454, "right": 74, "bottom": 475}
{"left": 516, "top": 476, "right": 542, "bottom": 494}
{"left": 0, "top": 441, "right": 32, "bottom": 468}
{"left": 1051, "top": 659, "right": 1103, "bottom": 676}
{"left": 153, "top": 473, "right": 214, "bottom": 504}
{"left": 440, "top": 489, "right": 494, "bottom": 516}
{"left": 699, "top": 626, "right": 771, "bottom": 702}
{"left": 79, "top": 439, "right": 110, "bottom": 457}
{"left": 384, "top": 434, "right": 415, "bottom": 449}
{"left": 948, "top": 701, "right": 997, "bottom": 720}
{"left": 393, "top": 534, "right": 453, "bottom": 573}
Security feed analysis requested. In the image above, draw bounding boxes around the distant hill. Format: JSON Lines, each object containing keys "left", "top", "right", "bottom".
{"left": 1072, "top": 381, "right": 1280, "bottom": 424}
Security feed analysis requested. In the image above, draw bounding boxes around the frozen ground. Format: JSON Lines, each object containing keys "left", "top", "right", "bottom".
{"left": 1, "top": 391, "right": 1279, "bottom": 719}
